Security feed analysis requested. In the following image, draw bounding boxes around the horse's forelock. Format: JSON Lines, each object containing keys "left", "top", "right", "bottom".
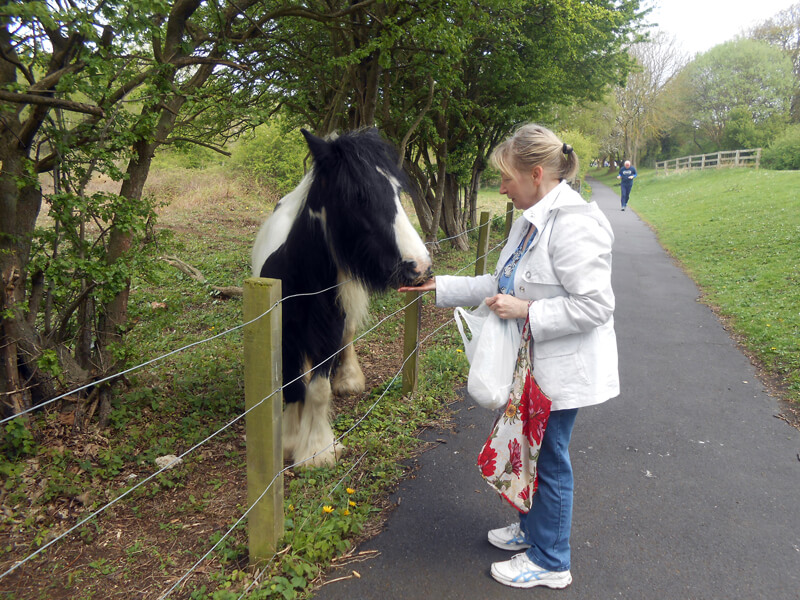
{"left": 301, "top": 130, "right": 429, "bottom": 290}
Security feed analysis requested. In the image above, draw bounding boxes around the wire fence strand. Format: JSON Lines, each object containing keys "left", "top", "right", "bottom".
{"left": 1, "top": 208, "right": 516, "bottom": 595}
{"left": 0, "top": 280, "right": 353, "bottom": 426}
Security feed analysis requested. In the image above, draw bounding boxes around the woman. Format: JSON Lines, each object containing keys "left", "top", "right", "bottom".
{"left": 401, "top": 124, "right": 619, "bottom": 589}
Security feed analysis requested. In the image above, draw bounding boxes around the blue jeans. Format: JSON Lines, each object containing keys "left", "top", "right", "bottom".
{"left": 518, "top": 408, "right": 579, "bottom": 572}
{"left": 621, "top": 184, "right": 632, "bottom": 208}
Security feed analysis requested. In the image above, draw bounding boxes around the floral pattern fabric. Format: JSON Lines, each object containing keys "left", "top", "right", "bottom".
{"left": 477, "top": 318, "right": 551, "bottom": 513}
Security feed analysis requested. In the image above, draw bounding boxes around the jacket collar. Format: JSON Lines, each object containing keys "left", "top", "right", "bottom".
{"left": 521, "top": 179, "right": 571, "bottom": 232}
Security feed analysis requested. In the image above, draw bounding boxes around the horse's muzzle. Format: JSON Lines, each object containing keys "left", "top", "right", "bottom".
{"left": 394, "top": 261, "right": 433, "bottom": 288}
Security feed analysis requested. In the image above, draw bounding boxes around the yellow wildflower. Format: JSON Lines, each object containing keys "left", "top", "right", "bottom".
{"left": 322, "top": 505, "right": 334, "bottom": 514}
{"left": 348, "top": 500, "right": 356, "bottom": 507}
{"left": 343, "top": 509, "right": 351, "bottom": 516}
{"left": 346, "top": 488, "right": 355, "bottom": 495}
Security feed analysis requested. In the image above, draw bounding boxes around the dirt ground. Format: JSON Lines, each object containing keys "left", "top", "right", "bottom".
{"left": 1, "top": 274, "right": 456, "bottom": 600}
{"left": 1, "top": 171, "right": 460, "bottom": 599}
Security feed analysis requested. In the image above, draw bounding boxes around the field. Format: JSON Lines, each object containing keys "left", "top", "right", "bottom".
{"left": 1, "top": 162, "right": 507, "bottom": 600}
{"left": 591, "top": 166, "right": 800, "bottom": 407}
{"left": 2, "top": 161, "right": 798, "bottom": 599}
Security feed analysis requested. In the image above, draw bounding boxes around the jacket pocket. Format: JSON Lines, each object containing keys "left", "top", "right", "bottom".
{"left": 533, "top": 352, "right": 591, "bottom": 398}
{"left": 533, "top": 332, "right": 581, "bottom": 358}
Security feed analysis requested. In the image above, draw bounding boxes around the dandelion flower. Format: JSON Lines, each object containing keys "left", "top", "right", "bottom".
{"left": 346, "top": 488, "right": 355, "bottom": 495}
{"left": 348, "top": 500, "right": 356, "bottom": 507}
{"left": 342, "top": 509, "right": 351, "bottom": 516}
{"left": 322, "top": 505, "right": 334, "bottom": 514}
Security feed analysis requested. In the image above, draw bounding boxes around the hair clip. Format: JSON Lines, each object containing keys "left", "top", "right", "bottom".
{"left": 562, "top": 143, "right": 573, "bottom": 155}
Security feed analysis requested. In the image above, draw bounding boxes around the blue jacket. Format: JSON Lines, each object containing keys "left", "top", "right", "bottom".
{"left": 618, "top": 165, "right": 637, "bottom": 186}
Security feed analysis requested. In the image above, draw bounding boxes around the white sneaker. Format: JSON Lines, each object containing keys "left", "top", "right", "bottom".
{"left": 491, "top": 552, "right": 572, "bottom": 589}
{"left": 487, "top": 522, "right": 530, "bottom": 551}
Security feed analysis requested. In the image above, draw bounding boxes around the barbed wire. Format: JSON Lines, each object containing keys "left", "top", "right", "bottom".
{"left": 0, "top": 287, "right": 425, "bottom": 581}
{"left": 236, "top": 451, "right": 369, "bottom": 600}
{"left": 0, "top": 272, "right": 441, "bottom": 581}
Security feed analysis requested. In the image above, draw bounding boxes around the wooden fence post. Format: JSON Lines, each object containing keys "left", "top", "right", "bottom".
{"left": 401, "top": 291, "right": 421, "bottom": 395}
{"left": 504, "top": 202, "right": 513, "bottom": 241}
{"left": 755, "top": 148, "right": 761, "bottom": 169}
{"left": 243, "top": 277, "right": 284, "bottom": 566}
{"left": 475, "top": 211, "right": 491, "bottom": 276}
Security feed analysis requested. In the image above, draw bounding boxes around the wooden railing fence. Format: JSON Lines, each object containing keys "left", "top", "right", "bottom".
{"left": 655, "top": 148, "right": 761, "bottom": 174}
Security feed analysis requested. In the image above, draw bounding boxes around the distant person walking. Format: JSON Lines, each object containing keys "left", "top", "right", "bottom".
{"left": 617, "top": 160, "right": 637, "bottom": 211}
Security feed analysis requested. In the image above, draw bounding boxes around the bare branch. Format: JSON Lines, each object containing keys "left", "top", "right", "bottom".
{"left": 172, "top": 56, "right": 249, "bottom": 71}
{"left": 0, "top": 90, "right": 104, "bottom": 116}
{"left": 163, "top": 136, "right": 232, "bottom": 156}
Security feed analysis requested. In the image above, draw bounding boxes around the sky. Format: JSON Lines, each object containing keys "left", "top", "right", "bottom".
{"left": 644, "top": 0, "right": 798, "bottom": 57}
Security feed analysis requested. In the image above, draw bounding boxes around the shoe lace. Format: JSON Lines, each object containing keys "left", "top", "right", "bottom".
{"left": 510, "top": 552, "right": 533, "bottom": 571}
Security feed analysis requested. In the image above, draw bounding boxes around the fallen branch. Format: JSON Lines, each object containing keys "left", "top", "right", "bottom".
{"left": 160, "top": 256, "right": 243, "bottom": 298}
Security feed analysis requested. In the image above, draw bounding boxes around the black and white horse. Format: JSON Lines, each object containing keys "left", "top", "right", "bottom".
{"left": 251, "top": 128, "right": 432, "bottom": 467}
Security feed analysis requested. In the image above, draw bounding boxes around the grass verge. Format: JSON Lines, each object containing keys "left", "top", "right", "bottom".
{"left": 589, "top": 166, "right": 800, "bottom": 404}
{"left": 0, "top": 168, "right": 515, "bottom": 599}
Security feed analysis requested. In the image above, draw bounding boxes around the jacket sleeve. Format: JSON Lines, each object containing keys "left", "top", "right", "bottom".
{"left": 528, "top": 212, "right": 615, "bottom": 342}
{"left": 435, "top": 273, "right": 497, "bottom": 308}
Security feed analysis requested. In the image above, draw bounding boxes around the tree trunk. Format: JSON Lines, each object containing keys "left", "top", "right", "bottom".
{"left": 440, "top": 174, "right": 468, "bottom": 251}
{"left": 466, "top": 154, "right": 486, "bottom": 229}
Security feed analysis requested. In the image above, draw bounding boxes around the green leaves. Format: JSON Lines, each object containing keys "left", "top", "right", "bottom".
{"left": 683, "top": 39, "right": 795, "bottom": 147}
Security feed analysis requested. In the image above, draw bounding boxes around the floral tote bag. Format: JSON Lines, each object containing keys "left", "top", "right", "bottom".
{"left": 477, "top": 318, "right": 551, "bottom": 513}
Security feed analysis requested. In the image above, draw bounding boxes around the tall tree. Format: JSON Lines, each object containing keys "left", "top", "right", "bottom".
{"left": 261, "top": 0, "right": 643, "bottom": 247}
{"left": 0, "top": 0, "right": 380, "bottom": 426}
{"left": 749, "top": 2, "right": 800, "bottom": 121}
{"left": 679, "top": 39, "right": 795, "bottom": 150}
{"left": 613, "top": 33, "right": 686, "bottom": 165}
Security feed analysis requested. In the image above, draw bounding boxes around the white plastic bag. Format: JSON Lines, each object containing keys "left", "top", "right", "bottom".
{"left": 454, "top": 302, "right": 521, "bottom": 410}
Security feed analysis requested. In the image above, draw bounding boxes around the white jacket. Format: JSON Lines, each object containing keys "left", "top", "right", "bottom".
{"left": 436, "top": 180, "right": 619, "bottom": 410}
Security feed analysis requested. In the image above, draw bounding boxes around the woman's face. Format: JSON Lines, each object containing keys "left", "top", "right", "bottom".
{"left": 499, "top": 167, "right": 540, "bottom": 210}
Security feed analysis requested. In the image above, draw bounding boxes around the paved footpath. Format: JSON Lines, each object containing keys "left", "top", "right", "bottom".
{"left": 314, "top": 178, "right": 800, "bottom": 600}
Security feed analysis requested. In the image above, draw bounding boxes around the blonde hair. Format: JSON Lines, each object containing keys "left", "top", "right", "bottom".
{"left": 490, "top": 123, "right": 579, "bottom": 182}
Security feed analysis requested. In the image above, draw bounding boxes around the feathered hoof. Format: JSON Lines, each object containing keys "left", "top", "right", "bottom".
{"left": 332, "top": 364, "right": 366, "bottom": 396}
{"left": 294, "top": 441, "right": 346, "bottom": 469}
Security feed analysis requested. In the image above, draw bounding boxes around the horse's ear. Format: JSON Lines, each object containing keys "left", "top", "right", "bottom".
{"left": 301, "top": 129, "right": 330, "bottom": 162}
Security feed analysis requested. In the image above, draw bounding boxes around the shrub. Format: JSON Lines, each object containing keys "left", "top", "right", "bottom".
{"left": 762, "top": 124, "right": 800, "bottom": 170}
{"left": 556, "top": 129, "right": 598, "bottom": 182}
{"left": 229, "top": 122, "right": 308, "bottom": 195}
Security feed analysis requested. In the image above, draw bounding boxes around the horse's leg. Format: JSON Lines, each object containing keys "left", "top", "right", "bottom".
{"left": 282, "top": 401, "right": 302, "bottom": 461}
{"left": 332, "top": 318, "right": 366, "bottom": 396}
{"left": 332, "top": 278, "right": 368, "bottom": 396}
{"left": 282, "top": 349, "right": 310, "bottom": 462}
{"left": 292, "top": 374, "right": 342, "bottom": 467}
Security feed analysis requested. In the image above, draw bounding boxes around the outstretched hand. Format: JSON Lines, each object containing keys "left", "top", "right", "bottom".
{"left": 398, "top": 278, "right": 436, "bottom": 293}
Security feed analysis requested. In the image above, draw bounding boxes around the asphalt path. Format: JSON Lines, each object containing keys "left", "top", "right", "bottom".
{"left": 314, "top": 177, "right": 800, "bottom": 600}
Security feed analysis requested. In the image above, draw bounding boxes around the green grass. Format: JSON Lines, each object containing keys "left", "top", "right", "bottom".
{"left": 2, "top": 181, "right": 513, "bottom": 599}
{"left": 5, "top": 160, "right": 798, "bottom": 598}
{"left": 589, "top": 166, "right": 800, "bottom": 402}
